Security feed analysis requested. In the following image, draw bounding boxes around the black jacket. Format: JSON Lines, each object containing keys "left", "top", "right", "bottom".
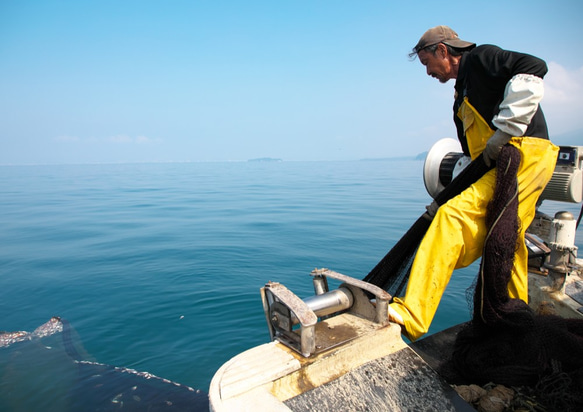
{"left": 453, "top": 44, "right": 549, "bottom": 155}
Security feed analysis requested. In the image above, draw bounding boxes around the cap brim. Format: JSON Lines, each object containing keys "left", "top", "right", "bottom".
{"left": 443, "top": 38, "right": 475, "bottom": 49}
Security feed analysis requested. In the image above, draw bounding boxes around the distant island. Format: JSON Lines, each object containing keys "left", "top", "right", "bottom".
{"left": 248, "top": 157, "right": 283, "bottom": 162}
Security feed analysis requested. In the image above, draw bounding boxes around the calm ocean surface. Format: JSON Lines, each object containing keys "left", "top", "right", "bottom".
{"left": 1, "top": 160, "right": 581, "bottom": 410}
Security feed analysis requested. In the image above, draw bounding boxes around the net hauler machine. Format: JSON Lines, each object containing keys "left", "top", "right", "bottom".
{"left": 209, "top": 141, "right": 583, "bottom": 412}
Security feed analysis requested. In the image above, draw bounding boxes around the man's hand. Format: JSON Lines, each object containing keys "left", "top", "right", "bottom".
{"left": 422, "top": 200, "right": 439, "bottom": 221}
{"left": 483, "top": 129, "right": 512, "bottom": 167}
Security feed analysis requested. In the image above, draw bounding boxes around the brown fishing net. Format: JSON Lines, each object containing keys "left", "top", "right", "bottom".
{"left": 452, "top": 145, "right": 583, "bottom": 411}
{"left": 364, "top": 144, "right": 583, "bottom": 410}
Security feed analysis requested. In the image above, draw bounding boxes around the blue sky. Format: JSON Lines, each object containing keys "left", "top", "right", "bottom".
{"left": 1, "top": 0, "right": 582, "bottom": 164}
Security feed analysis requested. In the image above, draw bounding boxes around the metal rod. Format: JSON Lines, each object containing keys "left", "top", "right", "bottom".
{"left": 300, "top": 287, "right": 353, "bottom": 320}
{"left": 312, "top": 275, "right": 329, "bottom": 295}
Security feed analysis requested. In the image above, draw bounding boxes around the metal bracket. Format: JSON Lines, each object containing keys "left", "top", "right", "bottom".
{"left": 261, "top": 269, "right": 393, "bottom": 357}
{"left": 261, "top": 282, "right": 318, "bottom": 357}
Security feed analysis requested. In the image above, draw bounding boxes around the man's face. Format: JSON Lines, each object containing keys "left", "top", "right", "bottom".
{"left": 418, "top": 46, "right": 454, "bottom": 83}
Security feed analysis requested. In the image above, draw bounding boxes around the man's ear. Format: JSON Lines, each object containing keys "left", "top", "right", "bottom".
{"left": 436, "top": 43, "right": 447, "bottom": 58}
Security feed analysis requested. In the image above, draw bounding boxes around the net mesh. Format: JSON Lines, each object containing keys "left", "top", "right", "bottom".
{"left": 364, "top": 145, "right": 583, "bottom": 410}
{"left": 450, "top": 146, "right": 583, "bottom": 410}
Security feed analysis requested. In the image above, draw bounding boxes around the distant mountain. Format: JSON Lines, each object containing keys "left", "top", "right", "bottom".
{"left": 248, "top": 157, "right": 283, "bottom": 162}
{"left": 359, "top": 155, "right": 418, "bottom": 161}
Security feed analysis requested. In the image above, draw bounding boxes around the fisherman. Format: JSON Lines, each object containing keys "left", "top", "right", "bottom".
{"left": 387, "top": 26, "right": 559, "bottom": 341}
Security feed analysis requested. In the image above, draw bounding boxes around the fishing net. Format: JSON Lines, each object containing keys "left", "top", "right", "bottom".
{"left": 0, "top": 317, "right": 210, "bottom": 411}
{"left": 362, "top": 153, "right": 490, "bottom": 295}
{"left": 364, "top": 144, "right": 583, "bottom": 410}
{"left": 450, "top": 145, "right": 583, "bottom": 411}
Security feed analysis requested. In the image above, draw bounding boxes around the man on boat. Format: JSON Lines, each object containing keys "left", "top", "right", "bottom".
{"left": 387, "top": 25, "right": 558, "bottom": 341}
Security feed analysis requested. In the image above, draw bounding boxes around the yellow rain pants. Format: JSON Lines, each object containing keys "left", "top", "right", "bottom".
{"left": 390, "top": 98, "right": 558, "bottom": 341}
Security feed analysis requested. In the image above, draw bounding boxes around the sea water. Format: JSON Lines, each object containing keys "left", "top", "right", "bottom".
{"left": 1, "top": 160, "right": 581, "bottom": 406}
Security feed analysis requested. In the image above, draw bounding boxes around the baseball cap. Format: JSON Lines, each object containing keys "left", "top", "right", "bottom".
{"left": 413, "top": 25, "right": 475, "bottom": 53}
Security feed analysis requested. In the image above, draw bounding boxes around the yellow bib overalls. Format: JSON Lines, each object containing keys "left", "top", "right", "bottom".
{"left": 391, "top": 98, "right": 558, "bottom": 341}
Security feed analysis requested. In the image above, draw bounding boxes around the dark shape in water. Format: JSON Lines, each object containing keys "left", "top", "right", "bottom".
{"left": 0, "top": 317, "right": 209, "bottom": 411}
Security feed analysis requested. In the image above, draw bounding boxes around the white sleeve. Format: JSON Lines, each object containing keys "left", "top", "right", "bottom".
{"left": 492, "top": 73, "right": 544, "bottom": 137}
